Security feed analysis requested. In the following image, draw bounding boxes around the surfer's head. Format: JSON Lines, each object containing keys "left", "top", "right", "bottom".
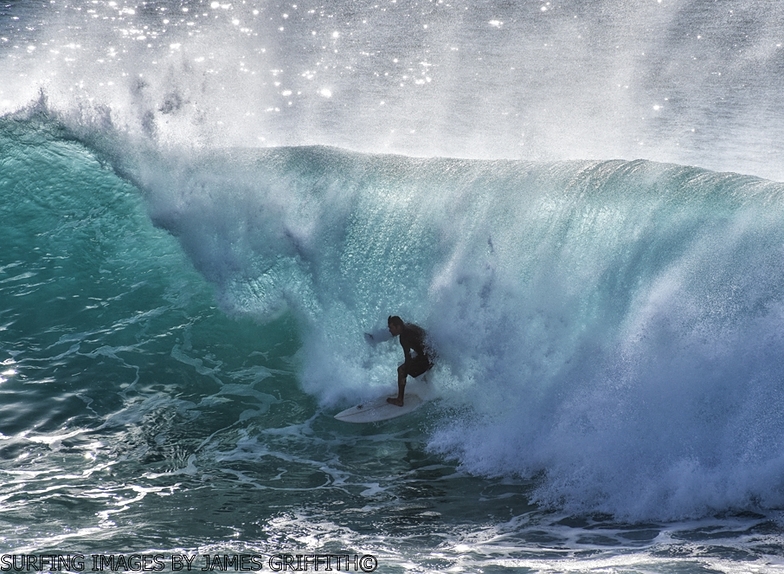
{"left": 388, "top": 315, "right": 404, "bottom": 336}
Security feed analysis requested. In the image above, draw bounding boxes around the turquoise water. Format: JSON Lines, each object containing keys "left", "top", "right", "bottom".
{"left": 4, "top": 0, "right": 784, "bottom": 572}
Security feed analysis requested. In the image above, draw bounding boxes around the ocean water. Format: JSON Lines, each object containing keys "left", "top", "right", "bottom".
{"left": 3, "top": 1, "right": 784, "bottom": 572}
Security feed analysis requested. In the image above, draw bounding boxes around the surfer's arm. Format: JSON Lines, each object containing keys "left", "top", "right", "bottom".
{"left": 400, "top": 336, "right": 414, "bottom": 365}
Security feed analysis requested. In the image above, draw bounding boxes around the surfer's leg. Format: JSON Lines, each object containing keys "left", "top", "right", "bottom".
{"left": 387, "top": 364, "right": 406, "bottom": 406}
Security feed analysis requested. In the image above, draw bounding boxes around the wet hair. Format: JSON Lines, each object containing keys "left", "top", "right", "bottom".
{"left": 387, "top": 315, "right": 404, "bottom": 328}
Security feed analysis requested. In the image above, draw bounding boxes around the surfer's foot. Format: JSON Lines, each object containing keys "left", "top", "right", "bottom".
{"left": 386, "top": 397, "right": 404, "bottom": 407}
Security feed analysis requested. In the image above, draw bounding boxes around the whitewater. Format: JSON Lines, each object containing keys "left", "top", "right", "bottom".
{"left": 3, "top": 0, "right": 784, "bottom": 572}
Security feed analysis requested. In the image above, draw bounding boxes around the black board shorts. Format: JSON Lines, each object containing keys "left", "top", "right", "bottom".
{"left": 405, "top": 356, "right": 433, "bottom": 378}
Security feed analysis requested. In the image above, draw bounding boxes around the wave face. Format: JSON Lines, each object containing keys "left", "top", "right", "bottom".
{"left": 5, "top": 110, "right": 784, "bottom": 526}
{"left": 105, "top": 138, "right": 784, "bottom": 522}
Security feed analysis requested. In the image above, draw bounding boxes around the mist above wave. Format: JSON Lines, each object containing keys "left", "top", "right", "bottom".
{"left": 2, "top": 0, "right": 783, "bottom": 179}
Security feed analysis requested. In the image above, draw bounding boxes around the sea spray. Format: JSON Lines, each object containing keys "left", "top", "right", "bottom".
{"left": 4, "top": 1, "right": 784, "bottom": 180}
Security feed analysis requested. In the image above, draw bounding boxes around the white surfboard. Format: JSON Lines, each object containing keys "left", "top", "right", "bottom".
{"left": 334, "top": 379, "right": 433, "bottom": 423}
{"left": 334, "top": 393, "right": 424, "bottom": 423}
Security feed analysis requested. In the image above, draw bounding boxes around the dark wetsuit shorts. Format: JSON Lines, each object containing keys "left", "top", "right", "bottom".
{"left": 405, "top": 355, "right": 433, "bottom": 378}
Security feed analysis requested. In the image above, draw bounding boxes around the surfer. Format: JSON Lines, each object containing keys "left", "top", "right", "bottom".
{"left": 386, "top": 315, "right": 433, "bottom": 406}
